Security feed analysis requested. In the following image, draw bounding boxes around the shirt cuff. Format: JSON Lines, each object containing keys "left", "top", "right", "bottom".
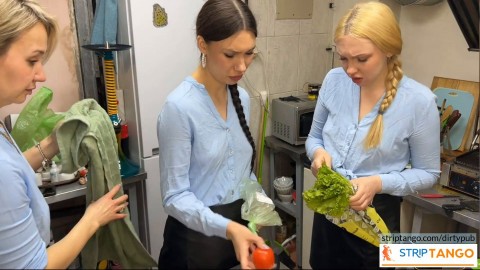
{"left": 379, "top": 173, "right": 396, "bottom": 194}
{"left": 210, "top": 215, "right": 231, "bottom": 239}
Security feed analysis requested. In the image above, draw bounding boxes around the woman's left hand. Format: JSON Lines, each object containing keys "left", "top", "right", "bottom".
{"left": 349, "top": 175, "right": 382, "bottom": 211}
{"left": 83, "top": 184, "right": 129, "bottom": 229}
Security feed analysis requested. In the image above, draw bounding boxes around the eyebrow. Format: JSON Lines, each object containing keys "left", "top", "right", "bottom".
{"left": 336, "top": 52, "right": 371, "bottom": 58}
{"left": 30, "top": 49, "right": 46, "bottom": 56}
{"left": 226, "top": 46, "right": 257, "bottom": 54}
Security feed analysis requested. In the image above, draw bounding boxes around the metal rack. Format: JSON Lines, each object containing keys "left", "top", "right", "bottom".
{"left": 45, "top": 172, "right": 150, "bottom": 251}
{"left": 265, "top": 136, "right": 307, "bottom": 268}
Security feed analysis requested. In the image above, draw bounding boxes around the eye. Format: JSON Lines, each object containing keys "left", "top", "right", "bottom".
{"left": 224, "top": 53, "right": 234, "bottom": 58}
{"left": 358, "top": 58, "right": 368, "bottom": 63}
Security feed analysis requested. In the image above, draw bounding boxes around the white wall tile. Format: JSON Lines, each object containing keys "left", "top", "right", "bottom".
{"left": 274, "top": 20, "right": 300, "bottom": 36}
{"left": 249, "top": 0, "right": 269, "bottom": 37}
{"left": 298, "top": 34, "right": 330, "bottom": 89}
{"left": 240, "top": 38, "right": 268, "bottom": 97}
{"left": 266, "top": 36, "right": 300, "bottom": 95}
{"left": 311, "top": 0, "right": 333, "bottom": 34}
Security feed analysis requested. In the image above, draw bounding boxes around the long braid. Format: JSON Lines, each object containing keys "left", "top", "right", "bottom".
{"left": 228, "top": 84, "right": 256, "bottom": 173}
{"left": 364, "top": 55, "right": 403, "bottom": 148}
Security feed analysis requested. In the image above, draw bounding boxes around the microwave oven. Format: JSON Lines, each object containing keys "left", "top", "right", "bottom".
{"left": 271, "top": 95, "right": 316, "bottom": 145}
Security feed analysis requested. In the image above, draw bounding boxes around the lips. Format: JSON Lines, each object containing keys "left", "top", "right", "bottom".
{"left": 230, "top": 75, "right": 243, "bottom": 82}
{"left": 352, "top": 77, "right": 362, "bottom": 84}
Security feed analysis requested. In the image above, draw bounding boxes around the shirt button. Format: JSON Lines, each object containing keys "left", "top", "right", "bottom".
{"left": 229, "top": 169, "right": 233, "bottom": 174}
{"left": 226, "top": 129, "right": 230, "bottom": 133}
{"left": 229, "top": 150, "right": 234, "bottom": 155}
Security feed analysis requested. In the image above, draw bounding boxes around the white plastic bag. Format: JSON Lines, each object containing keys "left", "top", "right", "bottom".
{"left": 240, "top": 179, "right": 282, "bottom": 233}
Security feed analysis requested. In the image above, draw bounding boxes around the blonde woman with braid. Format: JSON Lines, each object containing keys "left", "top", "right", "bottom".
{"left": 156, "top": 0, "right": 268, "bottom": 269}
{"left": 306, "top": 2, "right": 440, "bottom": 269}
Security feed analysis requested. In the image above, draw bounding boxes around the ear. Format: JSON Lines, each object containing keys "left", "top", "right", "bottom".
{"left": 197, "top": 36, "right": 207, "bottom": 54}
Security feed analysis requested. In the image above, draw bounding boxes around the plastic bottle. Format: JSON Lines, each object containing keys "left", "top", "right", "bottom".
{"left": 50, "top": 161, "right": 60, "bottom": 183}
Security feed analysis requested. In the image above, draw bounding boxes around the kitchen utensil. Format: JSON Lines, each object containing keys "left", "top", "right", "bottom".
{"left": 278, "top": 193, "right": 293, "bottom": 203}
{"left": 274, "top": 176, "right": 293, "bottom": 188}
{"left": 440, "top": 105, "right": 453, "bottom": 124}
{"left": 439, "top": 98, "right": 446, "bottom": 116}
{"left": 470, "top": 128, "right": 480, "bottom": 150}
{"left": 434, "top": 87, "right": 475, "bottom": 150}
{"left": 460, "top": 200, "right": 479, "bottom": 212}
{"left": 441, "top": 203, "right": 464, "bottom": 211}
{"left": 420, "top": 194, "right": 460, "bottom": 198}
{"left": 274, "top": 184, "right": 293, "bottom": 195}
{"left": 444, "top": 110, "right": 462, "bottom": 131}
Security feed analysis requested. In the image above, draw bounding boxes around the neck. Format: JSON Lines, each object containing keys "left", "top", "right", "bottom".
{"left": 192, "top": 66, "right": 228, "bottom": 100}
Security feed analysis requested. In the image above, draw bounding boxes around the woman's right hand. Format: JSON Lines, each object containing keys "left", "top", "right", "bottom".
{"left": 226, "top": 221, "right": 267, "bottom": 269}
{"left": 83, "top": 184, "right": 129, "bottom": 229}
{"left": 310, "top": 148, "right": 332, "bottom": 177}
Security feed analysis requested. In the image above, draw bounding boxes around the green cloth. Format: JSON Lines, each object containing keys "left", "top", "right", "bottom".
{"left": 11, "top": 86, "right": 64, "bottom": 153}
{"left": 56, "top": 99, "right": 157, "bottom": 269}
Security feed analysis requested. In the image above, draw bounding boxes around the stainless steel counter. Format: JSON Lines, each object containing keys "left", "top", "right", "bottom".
{"left": 44, "top": 172, "right": 150, "bottom": 251}
{"left": 404, "top": 185, "right": 479, "bottom": 232}
{"left": 44, "top": 172, "right": 147, "bottom": 204}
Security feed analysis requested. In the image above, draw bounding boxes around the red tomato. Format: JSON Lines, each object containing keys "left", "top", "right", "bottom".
{"left": 252, "top": 246, "right": 275, "bottom": 269}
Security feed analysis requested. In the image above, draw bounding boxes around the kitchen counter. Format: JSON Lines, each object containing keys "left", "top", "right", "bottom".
{"left": 404, "top": 185, "right": 479, "bottom": 232}
{"left": 45, "top": 172, "right": 150, "bottom": 250}
{"left": 44, "top": 172, "right": 147, "bottom": 204}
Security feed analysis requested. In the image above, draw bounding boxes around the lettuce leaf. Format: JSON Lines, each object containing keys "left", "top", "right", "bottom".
{"left": 302, "top": 165, "right": 354, "bottom": 217}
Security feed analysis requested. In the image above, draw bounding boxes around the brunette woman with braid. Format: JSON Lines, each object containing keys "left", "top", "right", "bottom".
{"left": 306, "top": 2, "right": 440, "bottom": 269}
{"left": 156, "top": 0, "right": 268, "bottom": 269}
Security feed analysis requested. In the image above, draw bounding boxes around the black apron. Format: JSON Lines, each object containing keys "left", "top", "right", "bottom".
{"left": 158, "top": 199, "right": 247, "bottom": 269}
{"left": 310, "top": 194, "right": 401, "bottom": 270}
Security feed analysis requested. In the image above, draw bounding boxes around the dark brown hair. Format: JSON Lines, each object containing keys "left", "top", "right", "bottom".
{"left": 196, "top": 0, "right": 258, "bottom": 172}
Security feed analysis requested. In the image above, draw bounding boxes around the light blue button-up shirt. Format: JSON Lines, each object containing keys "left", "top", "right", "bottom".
{"left": 0, "top": 127, "right": 49, "bottom": 269}
{"left": 306, "top": 68, "right": 441, "bottom": 196}
{"left": 157, "top": 76, "right": 256, "bottom": 238}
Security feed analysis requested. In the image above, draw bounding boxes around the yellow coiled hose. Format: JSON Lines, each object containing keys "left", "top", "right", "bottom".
{"left": 103, "top": 56, "right": 118, "bottom": 116}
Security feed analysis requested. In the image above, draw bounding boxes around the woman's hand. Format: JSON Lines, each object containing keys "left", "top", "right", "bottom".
{"left": 226, "top": 221, "right": 267, "bottom": 269}
{"left": 83, "top": 184, "right": 129, "bottom": 230}
{"left": 310, "top": 148, "right": 332, "bottom": 177}
{"left": 349, "top": 175, "right": 382, "bottom": 211}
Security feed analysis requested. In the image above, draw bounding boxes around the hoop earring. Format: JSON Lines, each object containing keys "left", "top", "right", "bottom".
{"left": 201, "top": 53, "right": 207, "bottom": 68}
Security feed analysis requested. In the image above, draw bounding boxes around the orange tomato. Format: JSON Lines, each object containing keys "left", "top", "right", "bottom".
{"left": 252, "top": 246, "right": 275, "bottom": 269}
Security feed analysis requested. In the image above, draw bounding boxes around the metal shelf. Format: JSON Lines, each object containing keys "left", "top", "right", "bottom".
{"left": 44, "top": 172, "right": 149, "bottom": 250}
{"left": 273, "top": 199, "right": 297, "bottom": 218}
{"left": 265, "top": 136, "right": 307, "bottom": 269}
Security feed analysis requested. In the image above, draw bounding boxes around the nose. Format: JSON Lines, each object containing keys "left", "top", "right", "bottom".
{"left": 235, "top": 58, "right": 247, "bottom": 72}
{"left": 345, "top": 62, "right": 357, "bottom": 77}
{"left": 34, "top": 64, "right": 46, "bottom": 82}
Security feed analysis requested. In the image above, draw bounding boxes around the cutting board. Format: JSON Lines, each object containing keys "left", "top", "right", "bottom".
{"left": 433, "top": 88, "right": 473, "bottom": 150}
{"left": 431, "top": 77, "right": 479, "bottom": 151}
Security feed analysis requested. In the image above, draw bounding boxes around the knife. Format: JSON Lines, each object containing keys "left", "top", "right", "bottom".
{"left": 441, "top": 110, "right": 461, "bottom": 134}
{"left": 440, "top": 105, "right": 453, "bottom": 124}
{"left": 420, "top": 194, "right": 459, "bottom": 198}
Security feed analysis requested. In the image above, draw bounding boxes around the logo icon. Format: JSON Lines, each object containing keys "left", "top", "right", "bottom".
{"left": 382, "top": 245, "right": 393, "bottom": 261}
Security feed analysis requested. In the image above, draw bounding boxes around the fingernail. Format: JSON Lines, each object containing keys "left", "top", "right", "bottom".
{"left": 261, "top": 244, "right": 270, "bottom": 249}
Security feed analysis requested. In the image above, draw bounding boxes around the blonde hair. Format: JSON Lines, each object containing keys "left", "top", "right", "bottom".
{"left": 0, "top": 0, "right": 58, "bottom": 62}
{"left": 334, "top": 1, "right": 404, "bottom": 149}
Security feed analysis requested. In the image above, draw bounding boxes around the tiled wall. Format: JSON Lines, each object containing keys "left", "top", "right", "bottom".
{"left": 240, "top": 0, "right": 334, "bottom": 149}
